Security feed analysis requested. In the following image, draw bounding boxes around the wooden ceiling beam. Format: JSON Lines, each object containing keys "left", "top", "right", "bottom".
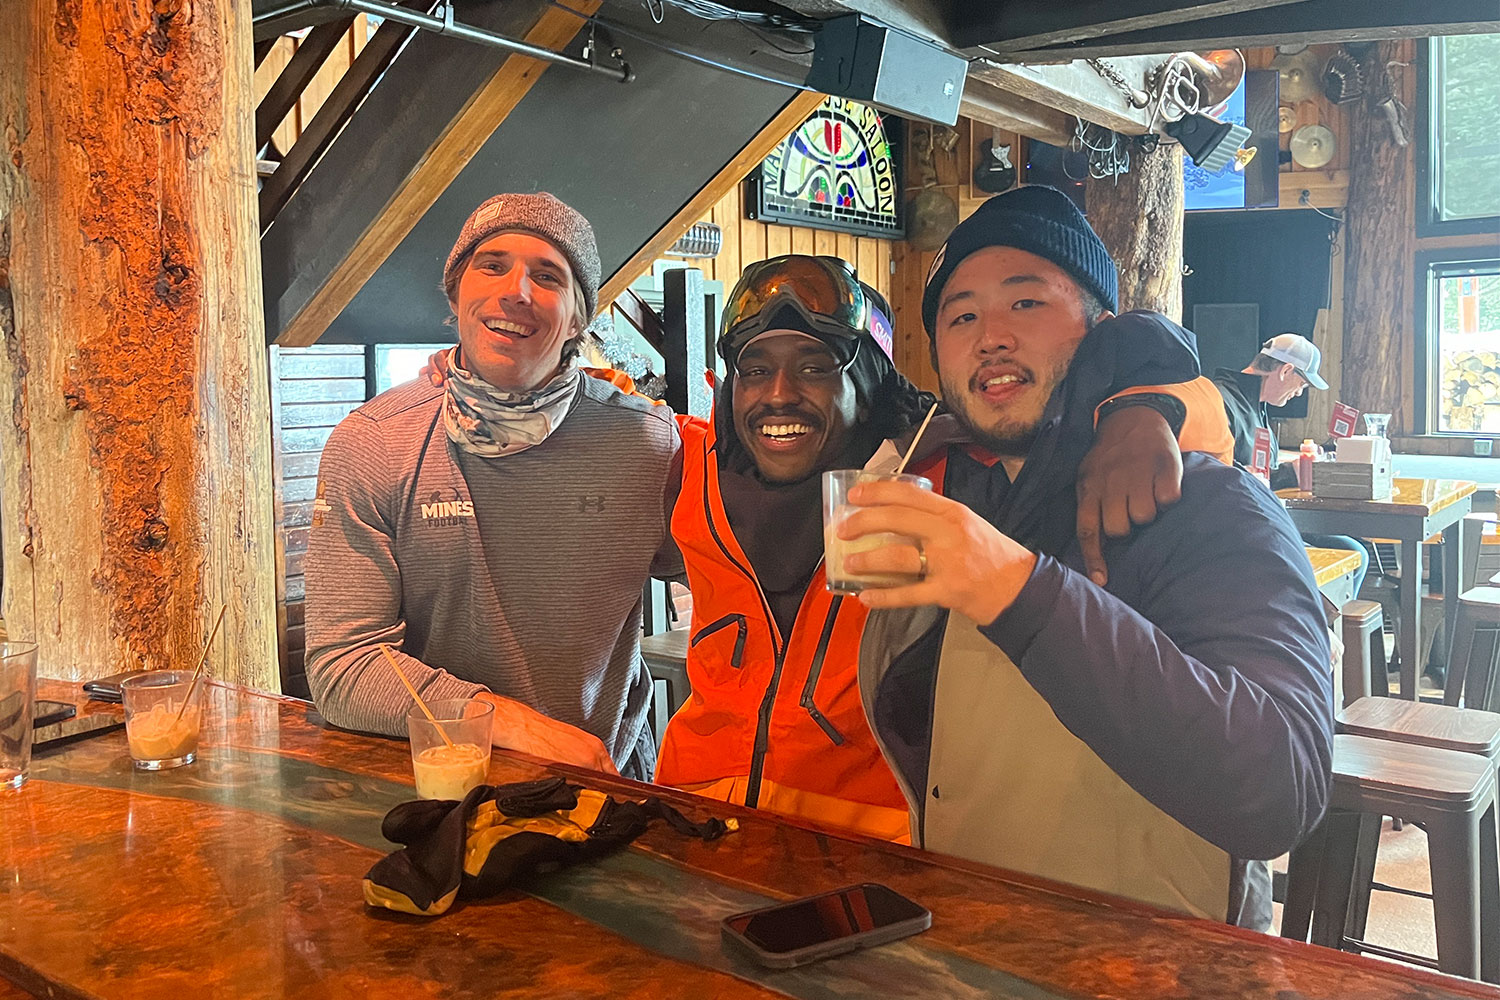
{"left": 963, "top": 0, "right": 1309, "bottom": 54}
{"left": 959, "top": 80, "right": 1073, "bottom": 146}
{"left": 992, "top": 0, "right": 1500, "bottom": 60}
{"left": 967, "top": 57, "right": 1159, "bottom": 135}
{"left": 599, "top": 90, "right": 826, "bottom": 306}
{"left": 265, "top": 0, "right": 602, "bottom": 347}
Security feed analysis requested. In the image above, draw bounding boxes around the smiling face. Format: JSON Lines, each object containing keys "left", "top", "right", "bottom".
{"left": 450, "top": 232, "right": 580, "bottom": 392}
{"left": 730, "top": 332, "right": 859, "bottom": 484}
{"left": 932, "top": 246, "right": 1108, "bottom": 464}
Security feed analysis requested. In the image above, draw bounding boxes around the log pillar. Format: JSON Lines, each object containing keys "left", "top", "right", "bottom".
{"left": 1086, "top": 144, "right": 1186, "bottom": 321}
{"left": 1340, "top": 41, "right": 1417, "bottom": 432}
{"left": 0, "top": 0, "right": 278, "bottom": 686}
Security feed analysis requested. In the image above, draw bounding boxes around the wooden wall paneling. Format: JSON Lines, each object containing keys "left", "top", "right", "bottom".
{"left": 814, "top": 228, "right": 836, "bottom": 256}
{"left": 273, "top": 345, "right": 367, "bottom": 697}
{"left": 835, "top": 232, "right": 856, "bottom": 266}
{"left": 713, "top": 191, "right": 738, "bottom": 289}
{"left": 791, "top": 226, "right": 814, "bottom": 256}
{"left": 253, "top": 38, "right": 300, "bottom": 156}
{"left": 766, "top": 221, "right": 792, "bottom": 259}
{"left": 856, "top": 237, "right": 878, "bottom": 291}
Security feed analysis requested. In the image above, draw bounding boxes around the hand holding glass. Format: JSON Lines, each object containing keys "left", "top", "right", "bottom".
{"left": 823, "top": 470, "right": 935, "bottom": 594}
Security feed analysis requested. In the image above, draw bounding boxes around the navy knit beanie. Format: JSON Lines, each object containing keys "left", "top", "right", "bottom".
{"left": 921, "top": 185, "right": 1118, "bottom": 336}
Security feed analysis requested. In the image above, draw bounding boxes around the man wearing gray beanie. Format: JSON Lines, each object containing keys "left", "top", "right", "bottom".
{"left": 306, "top": 192, "right": 681, "bottom": 780}
{"left": 848, "top": 185, "right": 1333, "bottom": 930}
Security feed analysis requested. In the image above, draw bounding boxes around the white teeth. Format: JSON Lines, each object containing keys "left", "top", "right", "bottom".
{"left": 760, "top": 423, "right": 811, "bottom": 437}
{"left": 984, "top": 374, "right": 1022, "bottom": 387}
{"left": 485, "top": 319, "right": 531, "bottom": 335}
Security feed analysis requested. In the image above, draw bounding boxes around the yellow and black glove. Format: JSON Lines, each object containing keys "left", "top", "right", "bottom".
{"left": 364, "top": 777, "right": 736, "bottom": 916}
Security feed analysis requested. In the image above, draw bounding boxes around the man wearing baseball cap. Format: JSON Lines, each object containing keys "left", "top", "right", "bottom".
{"left": 1212, "top": 332, "right": 1328, "bottom": 490}
{"left": 1212, "top": 332, "right": 1366, "bottom": 598}
{"left": 306, "top": 192, "right": 681, "bottom": 780}
{"left": 847, "top": 186, "right": 1332, "bottom": 928}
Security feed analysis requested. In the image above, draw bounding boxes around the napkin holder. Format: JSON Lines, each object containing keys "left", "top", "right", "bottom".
{"left": 1313, "top": 436, "right": 1393, "bottom": 500}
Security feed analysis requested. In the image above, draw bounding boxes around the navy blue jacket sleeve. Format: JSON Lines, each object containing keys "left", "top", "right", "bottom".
{"left": 980, "top": 458, "right": 1333, "bottom": 860}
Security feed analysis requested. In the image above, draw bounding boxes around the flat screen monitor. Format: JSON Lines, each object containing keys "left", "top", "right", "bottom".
{"left": 1184, "top": 69, "right": 1280, "bottom": 211}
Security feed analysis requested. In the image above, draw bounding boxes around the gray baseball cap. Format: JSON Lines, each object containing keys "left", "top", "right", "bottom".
{"left": 1247, "top": 333, "right": 1328, "bottom": 390}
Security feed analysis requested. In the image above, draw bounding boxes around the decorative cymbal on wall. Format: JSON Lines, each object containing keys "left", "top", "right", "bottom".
{"left": 1289, "top": 124, "right": 1337, "bottom": 168}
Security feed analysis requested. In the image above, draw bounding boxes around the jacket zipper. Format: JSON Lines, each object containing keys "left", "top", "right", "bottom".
{"left": 689, "top": 613, "right": 747, "bottom": 668}
{"left": 798, "top": 598, "right": 845, "bottom": 746}
{"left": 701, "top": 443, "right": 785, "bottom": 808}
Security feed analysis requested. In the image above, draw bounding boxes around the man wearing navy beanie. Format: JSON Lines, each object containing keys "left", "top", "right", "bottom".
{"left": 845, "top": 186, "right": 1334, "bottom": 930}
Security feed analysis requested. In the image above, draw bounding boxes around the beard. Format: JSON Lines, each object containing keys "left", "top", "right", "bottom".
{"left": 939, "top": 356, "right": 1071, "bottom": 461}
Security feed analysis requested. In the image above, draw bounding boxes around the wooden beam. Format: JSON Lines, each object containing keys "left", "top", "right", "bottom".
{"left": 258, "top": 13, "right": 415, "bottom": 230}
{"left": 599, "top": 90, "right": 826, "bottom": 306}
{"left": 959, "top": 79, "right": 1072, "bottom": 146}
{"left": 994, "top": 0, "right": 1500, "bottom": 60}
{"left": 254, "top": 16, "right": 354, "bottom": 153}
{"left": 967, "top": 58, "right": 1158, "bottom": 135}
{"left": 961, "top": 0, "right": 1308, "bottom": 53}
{"left": 1, "top": 0, "right": 279, "bottom": 686}
{"left": 271, "top": 1, "right": 601, "bottom": 347}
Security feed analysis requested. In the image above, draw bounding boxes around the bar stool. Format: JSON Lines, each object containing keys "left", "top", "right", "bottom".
{"left": 1281, "top": 734, "right": 1499, "bottom": 981}
{"left": 1335, "top": 696, "right": 1500, "bottom": 969}
{"left": 639, "top": 629, "right": 691, "bottom": 747}
{"left": 1447, "top": 587, "right": 1500, "bottom": 711}
{"left": 1341, "top": 600, "right": 1389, "bottom": 703}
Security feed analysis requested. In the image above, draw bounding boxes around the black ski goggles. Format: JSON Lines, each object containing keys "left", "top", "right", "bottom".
{"left": 717, "top": 255, "right": 869, "bottom": 364}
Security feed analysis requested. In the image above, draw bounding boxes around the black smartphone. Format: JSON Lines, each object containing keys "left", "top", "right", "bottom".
{"left": 81, "top": 670, "right": 148, "bottom": 704}
{"left": 33, "top": 700, "right": 77, "bottom": 728}
{"left": 721, "top": 883, "right": 931, "bottom": 969}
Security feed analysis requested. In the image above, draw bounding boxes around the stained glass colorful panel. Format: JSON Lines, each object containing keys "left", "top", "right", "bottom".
{"left": 748, "top": 97, "right": 903, "bottom": 239}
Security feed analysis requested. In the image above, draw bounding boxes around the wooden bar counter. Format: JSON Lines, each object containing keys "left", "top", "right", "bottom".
{"left": 1, "top": 680, "right": 1493, "bottom": 999}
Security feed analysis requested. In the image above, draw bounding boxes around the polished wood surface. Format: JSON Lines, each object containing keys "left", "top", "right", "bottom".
{"left": 3, "top": 681, "right": 1495, "bottom": 1000}
{"left": 1279, "top": 478, "right": 1478, "bottom": 516}
{"left": 1338, "top": 697, "right": 1500, "bottom": 756}
{"left": 1333, "top": 733, "right": 1495, "bottom": 805}
{"left": 1307, "top": 546, "right": 1363, "bottom": 588}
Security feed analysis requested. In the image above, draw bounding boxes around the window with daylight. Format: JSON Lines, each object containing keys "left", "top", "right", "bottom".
{"left": 1420, "top": 33, "right": 1500, "bottom": 232}
{"left": 1422, "top": 257, "right": 1500, "bottom": 433}
{"left": 373, "top": 345, "right": 436, "bottom": 396}
{"left": 746, "top": 96, "right": 903, "bottom": 239}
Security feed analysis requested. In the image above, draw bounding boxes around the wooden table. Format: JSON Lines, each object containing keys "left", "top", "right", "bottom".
{"left": 1, "top": 681, "right": 1494, "bottom": 999}
{"left": 1281, "top": 479, "right": 1477, "bottom": 699}
{"left": 1307, "top": 546, "right": 1363, "bottom": 609}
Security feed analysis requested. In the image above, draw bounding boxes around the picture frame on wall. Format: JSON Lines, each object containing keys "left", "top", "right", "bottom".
{"left": 746, "top": 96, "right": 905, "bottom": 240}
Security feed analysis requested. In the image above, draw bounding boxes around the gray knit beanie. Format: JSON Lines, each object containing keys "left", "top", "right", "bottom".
{"left": 444, "top": 192, "right": 602, "bottom": 318}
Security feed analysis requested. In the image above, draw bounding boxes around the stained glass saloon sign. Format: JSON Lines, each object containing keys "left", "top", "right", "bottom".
{"left": 747, "top": 97, "right": 903, "bottom": 239}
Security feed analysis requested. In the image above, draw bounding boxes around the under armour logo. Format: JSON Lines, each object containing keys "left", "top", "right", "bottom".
{"left": 578, "top": 495, "right": 606, "bottom": 514}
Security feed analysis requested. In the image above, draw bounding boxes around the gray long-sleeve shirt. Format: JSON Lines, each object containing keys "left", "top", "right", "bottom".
{"left": 304, "top": 374, "right": 681, "bottom": 767}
